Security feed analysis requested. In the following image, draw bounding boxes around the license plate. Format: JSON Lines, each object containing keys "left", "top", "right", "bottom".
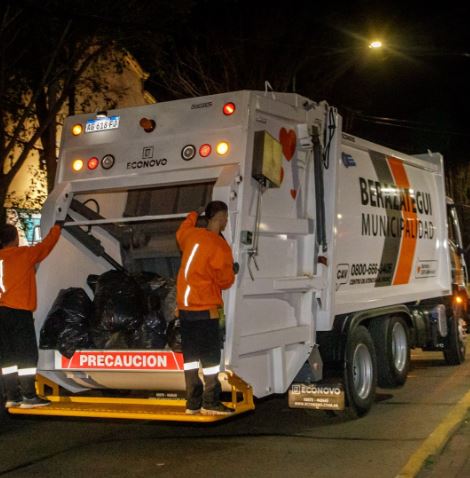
{"left": 85, "top": 115, "right": 120, "bottom": 133}
{"left": 288, "top": 382, "right": 345, "bottom": 411}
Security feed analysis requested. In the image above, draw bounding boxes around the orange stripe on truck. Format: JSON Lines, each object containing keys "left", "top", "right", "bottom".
{"left": 387, "top": 157, "right": 417, "bottom": 285}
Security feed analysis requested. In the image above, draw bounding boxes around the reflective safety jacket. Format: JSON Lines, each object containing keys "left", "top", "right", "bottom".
{"left": 0, "top": 225, "right": 61, "bottom": 311}
{"left": 176, "top": 212, "right": 235, "bottom": 311}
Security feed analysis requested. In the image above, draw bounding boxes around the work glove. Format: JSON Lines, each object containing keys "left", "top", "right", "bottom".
{"left": 196, "top": 206, "right": 205, "bottom": 216}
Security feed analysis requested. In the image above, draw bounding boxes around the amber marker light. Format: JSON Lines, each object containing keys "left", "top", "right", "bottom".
{"left": 72, "top": 124, "right": 83, "bottom": 136}
{"left": 454, "top": 295, "right": 464, "bottom": 305}
{"left": 72, "top": 159, "right": 84, "bottom": 171}
{"left": 216, "top": 141, "right": 230, "bottom": 156}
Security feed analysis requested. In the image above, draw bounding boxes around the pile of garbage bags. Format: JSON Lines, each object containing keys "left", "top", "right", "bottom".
{"left": 39, "top": 270, "right": 181, "bottom": 358}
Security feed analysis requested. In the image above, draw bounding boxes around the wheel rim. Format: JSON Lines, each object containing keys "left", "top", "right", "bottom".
{"left": 391, "top": 321, "right": 408, "bottom": 372}
{"left": 352, "top": 343, "right": 373, "bottom": 400}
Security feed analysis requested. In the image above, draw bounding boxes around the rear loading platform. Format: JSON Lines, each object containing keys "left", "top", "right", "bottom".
{"left": 9, "top": 372, "right": 254, "bottom": 422}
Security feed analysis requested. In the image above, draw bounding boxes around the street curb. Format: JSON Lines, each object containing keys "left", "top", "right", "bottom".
{"left": 395, "top": 387, "right": 470, "bottom": 478}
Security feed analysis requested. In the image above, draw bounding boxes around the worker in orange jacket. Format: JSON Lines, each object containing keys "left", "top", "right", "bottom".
{"left": 176, "top": 201, "right": 236, "bottom": 415}
{"left": 0, "top": 222, "right": 62, "bottom": 409}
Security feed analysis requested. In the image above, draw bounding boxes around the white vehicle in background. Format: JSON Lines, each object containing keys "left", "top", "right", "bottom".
{"left": 9, "top": 90, "right": 468, "bottom": 422}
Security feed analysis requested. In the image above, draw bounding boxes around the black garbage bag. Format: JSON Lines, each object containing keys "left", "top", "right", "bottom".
{"left": 159, "top": 278, "right": 176, "bottom": 324}
{"left": 134, "top": 272, "right": 176, "bottom": 323}
{"left": 39, "top": 314, "right": 65, "bottom": 349}
{"left": 90, "top": 270, "right": 145, "bottom": 349}
{"left": 139, "top": 309, "right": 168, "bottom": 349}
{"left": 86, "top": 274, "right": 99, "bottom": 294}
{"left": 57, "top": 327, "right": 91, "bottom": 359}
{"left": 94, "top": 329, "right": 142, "bottom": 349}
{"left": 135, "top": 272, "right": 178, "bottom": 349}
{"left": 130, "top": 273, "right": 169, "bottom": 348}
{"left": 166, "top": 318, "right": 182, "bottom": 352}
{"left": 39, "top": 288, "right": 92, "bottom": 358}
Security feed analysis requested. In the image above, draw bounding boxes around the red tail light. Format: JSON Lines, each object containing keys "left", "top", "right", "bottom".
{"left": 199, "top": 144, "right": 212, "bottom": 157}
{"left": 223, "top": 102, "right": 236, "bottom": 116}
{"left": 87, "top": 157, "right": 99, "bottom": 170}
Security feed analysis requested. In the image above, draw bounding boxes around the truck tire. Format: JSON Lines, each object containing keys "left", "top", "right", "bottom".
{"left": 344, "top": 325, "right": 377, "bottom": 417}
{"left": 443, "top": 313, "right": 466, "bottom": 365}
{"left": 369, "top": 317, "right": 410, "bottom": 388}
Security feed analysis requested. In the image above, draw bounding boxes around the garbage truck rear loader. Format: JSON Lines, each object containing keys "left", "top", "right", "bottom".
{"left": 10, "top": 90, "right": 467, "bottom": 421}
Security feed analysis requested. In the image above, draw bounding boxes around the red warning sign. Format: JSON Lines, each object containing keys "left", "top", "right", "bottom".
{"left": 55, "top": 350, "right": 184, "bottom": 371}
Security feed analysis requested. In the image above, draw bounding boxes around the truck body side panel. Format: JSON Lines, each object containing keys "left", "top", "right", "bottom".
{"left": 332, "top": 135, "right": 451, "bottom": 318}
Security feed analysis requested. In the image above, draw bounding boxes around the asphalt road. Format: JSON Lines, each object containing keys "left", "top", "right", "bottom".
{"left": 1, "top": 343, "right": 469, "bottom": 478}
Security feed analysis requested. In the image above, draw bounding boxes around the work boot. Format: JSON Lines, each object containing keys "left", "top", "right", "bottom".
{"left": 184, "top": 368, "right": 203, "bottom": 411}
{"left": 5, "top": 398, "right": 23, "bottom": 409}
{"left": 18, "top": 374, "right": 37, "bottom": 398}
{"left": 19, "top": 396, "right": 51, "bottom": 409}
{"left": 202, "top": 372, "right": 222, "bottom": 406}
{"left": 2, "top": 373, "right": 20, "bottom": 404}
{"left": 201, "top": 403, "right": 234, "bottom": 416}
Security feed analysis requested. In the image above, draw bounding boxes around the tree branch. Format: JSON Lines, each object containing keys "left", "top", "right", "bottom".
{"left": 2, "top": 19, "right": 72, "bottom": 161}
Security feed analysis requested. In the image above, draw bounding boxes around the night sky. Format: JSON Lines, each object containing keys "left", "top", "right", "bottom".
{"left": 139, "top": 1, "right": 470, "bottom": 165}
{"left": 178, "top": 0, "right": 470, "bottom": 163}
{"left": 12, "top": 0, "right": 470, "bottom": 165}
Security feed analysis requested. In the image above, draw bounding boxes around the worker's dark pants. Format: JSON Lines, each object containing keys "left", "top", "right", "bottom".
{"left": 0, "top": 307, "right": 38, "bottom": 400}
{"left": 180, "top": 311, "right": 222, "bottom": 410}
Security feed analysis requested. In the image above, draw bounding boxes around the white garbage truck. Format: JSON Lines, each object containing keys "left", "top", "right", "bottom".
{"left": 10, "top": 90, "right": 468, "bottom": 422}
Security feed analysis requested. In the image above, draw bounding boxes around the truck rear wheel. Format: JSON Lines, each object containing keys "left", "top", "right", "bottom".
{"left": 344, "top": 325, "right": 377, "bottom": 417}
{"left": 369, "top": 317, "right": 410, "bottom": 388}
{"left": 443, "top": 312, "right": 467, "bottom": 365}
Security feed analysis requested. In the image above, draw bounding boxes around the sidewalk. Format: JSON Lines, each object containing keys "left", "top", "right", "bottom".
{"left": 416, "top": 409, "right": 470, "bottom": 477}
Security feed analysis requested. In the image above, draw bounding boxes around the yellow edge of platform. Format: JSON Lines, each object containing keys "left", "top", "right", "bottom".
{"left": 8, "top": 400, "right": 254, "bottom": 422}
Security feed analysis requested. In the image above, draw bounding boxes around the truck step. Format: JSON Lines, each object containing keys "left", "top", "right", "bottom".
{"left": 9, "top": 373, "right": 255, "bottom": 423}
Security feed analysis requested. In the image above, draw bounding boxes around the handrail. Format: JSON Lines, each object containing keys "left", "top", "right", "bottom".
{"left": 64, "top": 212, "right": 190, "bottom": 227}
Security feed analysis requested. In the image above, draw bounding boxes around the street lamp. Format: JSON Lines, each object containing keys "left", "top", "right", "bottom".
{"left": 368, "top": 40, "right": 383, "bottom": 49}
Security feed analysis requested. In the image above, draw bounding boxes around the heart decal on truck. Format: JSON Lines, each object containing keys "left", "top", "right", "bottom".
{"left": 279, "top": 128, "right": 296, "bottom": 161}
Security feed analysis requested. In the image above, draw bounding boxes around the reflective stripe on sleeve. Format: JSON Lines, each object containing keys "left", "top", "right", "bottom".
{"left": 1, "top": 365, "right": 18, "bottom": 375}
{"left": 202, "top": 365, "right": 220, "bottom": 375}
{"left": 0, "top": 259, "right": 5, "bottom": 293}
{"left": 18, "top": 367, "right": 37, "bottom": 376}
{"left": 183, "top": 361, "right": 200, "bottom": 371}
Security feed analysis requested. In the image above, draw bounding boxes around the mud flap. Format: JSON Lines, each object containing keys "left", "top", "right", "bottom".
{"left": 288, "top": 381, "right": 345, "bottom": 411}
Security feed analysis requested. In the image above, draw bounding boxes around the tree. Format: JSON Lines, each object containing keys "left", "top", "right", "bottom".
{"left": 0, "top": 0, "right": 192, "bottom": 226}
{"left": 145, "top": 1, "right": 349, "bottom": 101}
{"left": 0, "top": 2, "right": 116, "bottom": 225}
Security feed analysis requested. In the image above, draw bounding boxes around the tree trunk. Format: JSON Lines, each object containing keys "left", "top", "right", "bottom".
{"left": 41, "top": 122, "right": 57, "bottom": 193}
{"left": 0, "top": 176, "right": 9, "bottom": 226}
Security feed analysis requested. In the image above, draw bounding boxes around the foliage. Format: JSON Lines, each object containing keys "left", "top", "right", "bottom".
{"left": 6, "top": 164, "right": 47, "bottom": 211}
{"left": 148, "top": 2, "right": 343, "bottom": 100}
{"left": 5, "top": 164, "right": 47, "bottom": 237}
{"left": 0, "top": 0, "right": 193, "bottom": 226}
